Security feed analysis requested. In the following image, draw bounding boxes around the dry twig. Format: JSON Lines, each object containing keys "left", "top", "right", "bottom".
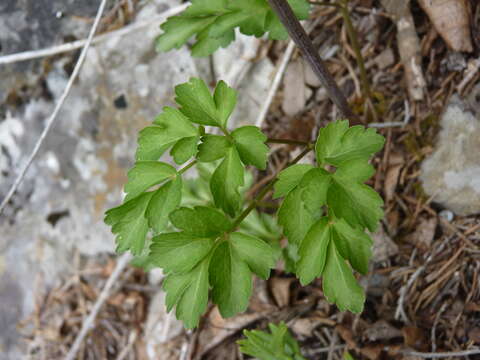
{"left": 65, "top": 252, "right": 132, "bottom": 360}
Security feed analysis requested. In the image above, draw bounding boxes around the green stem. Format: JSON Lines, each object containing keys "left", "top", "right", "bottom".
{"left": 267, "top": 138, "right": 311, "bottom": 146}
{"left": 256, "top": 201, "right": 279, "bottom": 209}
{"left": 338, "top": 0, "right": 371, "bottom": 98}
{"left": 220, "top": 126, "right": 234, "bottom": 142}
{"left": 231, "top": 147, "right": 312, "bottom": 230}
{"left": 178, "top": 160, "right": 197, "bottom": 175}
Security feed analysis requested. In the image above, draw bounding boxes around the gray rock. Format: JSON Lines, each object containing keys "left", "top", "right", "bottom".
{"left": 0, "top": 0, "right": 98, "bottom": 103}
{"left": 0, "top": 1, "right": 276, "bottom": 357}
{"left": 420, "top": 95, "right": 480, "bottom": 215}
{"left": 0, "top": 1, "right": 198, "bottom": 357}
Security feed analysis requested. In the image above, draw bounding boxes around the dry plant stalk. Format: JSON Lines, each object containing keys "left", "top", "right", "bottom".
{"left": 381, "top": 0, "right": 426, "bottom": 101}
{"left": 418, "top": 0, "right": 472, "bottom": 52}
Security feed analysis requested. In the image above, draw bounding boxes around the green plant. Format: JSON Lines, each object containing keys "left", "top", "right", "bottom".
{"left": 238, "top": 322, "right": 306, "bottom": 360}
{"left": 105, "top": 77, "right": 384, "bottom": 328}
{"left": 237, "top": 322, "right": 358, "bottom": 360}
{"left": 156, "top": 0, "right": 310, "bottom": 57}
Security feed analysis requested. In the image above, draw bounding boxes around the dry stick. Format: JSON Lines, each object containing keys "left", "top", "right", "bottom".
{"left": 255, "top": 18, "right": 321, "bottom": 128}
{"left": 394, "top": 236, "right": 450, "bottom": 323}
{"left": 255, "top": 40, "right": 296, "bottom": 128}
{"left": 400, "top": 348, "right": 480, "bottom": 359}
{"left": 65, "top": 252, "right": 132, "bottom": 360}
{"left": 267, "top": 0, "right": 359, "bottom": 123}
{"left": 0, "top": 3, "right": 189, "bottom": 65}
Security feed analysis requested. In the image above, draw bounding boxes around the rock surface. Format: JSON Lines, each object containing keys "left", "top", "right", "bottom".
{"left": 0, "top": 1, "right": 273, "bottom": 358}
{"left": 421, "top": 95, "right": 480, "bottom": 215}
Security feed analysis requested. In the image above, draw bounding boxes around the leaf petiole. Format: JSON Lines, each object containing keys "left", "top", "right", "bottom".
{"left": 266, "top": 138, "right": 313, "bottom": 147}
{"left": 231, "top": 147, "right": 312, "bottom": 230}
{"left": 178, "top": 160, "right": 197, "bottom": 175}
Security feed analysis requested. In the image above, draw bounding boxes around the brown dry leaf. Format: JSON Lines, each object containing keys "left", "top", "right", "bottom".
{"left": 406, "top": 217, "right": 438, "bottom": 251}
{"left": 249, "top": 278, "right": 275, "bottom": 313}
{"left": 360, "top": 344, "right": 384, "bottom": 360}
{"left": 384, "top": 153, "right": 404, "bottom": 203}
{"left": 282, "top": 60, "right": 309, "bottom": 117}
{"left": 197, "top": 306, "right": 270, "bottom": 358}
{"left": 374, "top": 48, "right": 395, "bottom": 70}
{"left": 363, "top": 320, "right": 402, "bottom": 342}
{"left": 371, "top": 226, "right": 399, "bottom": 263}
{"left": 269, "top": 277, "right": 293, "bottom": 308}
{"left": 468, "top": 328, "right": 480, "bottom": 344}
{"left": 385, "top": 164, "right": 403, "bottom": 202}
{"left": 336, "top": 325, "right": 357, "bottom": 349}
{"left": 291, "top": 317, "right": 327, "bottom": 337}
{"left": 418, "top": 0, "right": 472, "bottom": 52}
{"left": 402, "top": 326, "right": 427, "bottom": 351}
{"left": 466, "top": 302, "right": 480, "bottom": 312}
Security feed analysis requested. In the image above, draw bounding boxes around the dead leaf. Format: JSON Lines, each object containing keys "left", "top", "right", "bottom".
{"left": 406, "top": 217, "right": 438, "bottom": 251}
{"left": 360, "top": 344, "right": 383, "bottom": 360}
{"left": 291, "top": 317, "right": 325, "bottom": 337}
{"left": 363, "top": 320, "right": 402, "bottom": 342}
{"left": 418, "top": 0, "right": 472, "bottom": 52}
{"left": 402, "top": 326, "right": 427, "bottom": 351}
{"left": 282, "top": 60, "right": 308, "bottom": 117}
{"left": 371, "top": 226, "right": 399, "bottom": 263}
{"left": 249, "top": 278, "right": 275, "bottom": 313}
{"left": 197, "top": 307, "right": 270, "bottom": 358}
{"left": 374, "top": 48, "right": 395, "bottom": 69}
{"left": 336, "top": 325, "right": 357, "bottom": 349}
{"left": 385, "top": 164, "right": 403, "bottom": 202}
{"left": 269, "top": 277, "right": 293, "bottom": 307}
{"left": 468, "top": 328, "right": 480, "bottom": 344}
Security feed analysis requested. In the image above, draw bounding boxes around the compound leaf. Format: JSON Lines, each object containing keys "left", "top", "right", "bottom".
{"left": 171, "top": 136, "right": 199, "bottom": 165}
{"left": 210, "top": 241, "right": 252, "bottom": 317}
{"left": 156, "top": 16, "right": 217, "bottom": 53}
{"left": 156, "top": 0, "right": 310, "bottom": 57}
{"left": 231, "top": 126, "right": 269, "bottom": 170}
{"left": 322, "top": 242, "right": 365, "bottom": 313}
{"left": 163, "top": 257, "right": 210, "bottom": 329}
{"left": 230, "top": 232, "right": 276, "bottom": 279}
{"left": 136, "top": 107, "right": 198, "bottom": 161}
{"left": 238, "top": 322, "right": 306, "bottom": 360}
{"left": 169, "top": 206, "right": 231, "bottom": 237}
{"left": 105, "top": 192, "right": 153, "bottom": 255}
{"left": 278, "top": 187, "right": 316, "bottom": 245}
{"left": 315, "top": 120, "right": 384, "bottom": 166}
{"left": 328, "top": 171, "right": 383, "bottom": 232}
{"left": 297, "top": 218, "right": 331, "bottom": 285}
{"left": 335, "top": 159, "right": 375, "bottom": 183}
{"left": 273, "top": 164, "right": 314, "bottom": 199}
{"left": 175, "top": 78, "right": 219, "bottom": 126}
{"left": 146, "top": 176, "right": 183, "bottom": 233}
{"left": 299, "top": 168, "right": 331, "bottom": 215}
{"left": 124, "top": 161, "right": 176, "bottom": 201}
{"left": 197, "top": 135, "right": 231, "bottom": 162}
{"left": 332, "top": 218, "right": 372, "bottom": 275}
{"left": 210, "top": 147, "right": 245, "bottom": 216}
{"left": 149, "top": 232, "right": 214, "bottom": 274}
{"left": 214, "top": 80, "right": 237, "bottom": 127}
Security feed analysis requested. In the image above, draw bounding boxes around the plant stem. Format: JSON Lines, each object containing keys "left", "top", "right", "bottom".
{"left": 308, "top": 1, "right": 340, "bottom": 8}
{"left": 266, "top": 138, "right": 312, "bottom": 146}
{"left": 267, "top": 0, "right": 359, "bottom": 123}
{"left": 338, "top": 0, "right": 371, "bottom": 99}
{"left": 231, "top": 147, "right": 312, "bottom": 229}
{"left": 178, "top": 160, "right": 197, "bottom": 175}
